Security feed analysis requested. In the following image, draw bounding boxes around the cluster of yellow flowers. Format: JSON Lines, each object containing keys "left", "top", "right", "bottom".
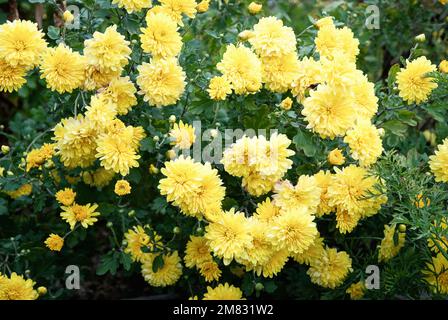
{"left": 159, "top": 156, "right": 225, "bottom": 219}
{"left": 222, "top": 133, "right": 295, "bottom": 196}
{"left": 151, "top": 15, "right": 393, "bottom": 296}
{"left": 209, "top": 16, "right": 384, "bottom": 168}
{"left": 43, "top": 187, "right": 100, "bottom": 253}
{"left": 123, "top": 225, "right": 183, "bottom": 287}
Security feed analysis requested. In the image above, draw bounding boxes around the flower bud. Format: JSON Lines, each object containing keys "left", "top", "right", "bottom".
{"left": 166, "top": 149, "right": 176, "bottom": 160}
{"left": 1, "top": 145, "right": 10, "bottom": 154}
{"left": 37, "top": 286, "right": 47, "bottom": 296}
{"left": 280, "top": 97, "right": 293, "bottom": 111}
{"left": 328, "top": 148, "right": 345, "bottom": 166}
{"left": 63, "top": 10, "right": 74, "bottom": 23}
{"left": 415, "top": 34, "right": 426, "bottom": 42}
{"left": 248, "top": 2, "right": 262, "bottom": 14}
{"left": 210, "top": 129, "right": 219, "bottom": 138}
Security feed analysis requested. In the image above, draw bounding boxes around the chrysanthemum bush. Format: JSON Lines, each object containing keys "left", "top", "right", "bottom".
{"left": 1, "top": 0, "right": 448, "bottom": 300}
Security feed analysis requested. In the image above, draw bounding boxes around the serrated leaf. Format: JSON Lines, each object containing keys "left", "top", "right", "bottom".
{"left": 152, "top": 254, "right": 164, "bottom": 273}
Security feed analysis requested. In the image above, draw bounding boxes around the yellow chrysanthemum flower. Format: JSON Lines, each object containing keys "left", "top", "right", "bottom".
{"left": 396, "top": 56, "right": 437, "bottom": 104}
{"left": 344, "top": 119, "right": 383, "bottom": 167}
{"left": 55, "top": 188, "right": 76, "bottom": 206}
{"left": 53, "top": 115, "right": 98, "bottom": 169}
{"left": 82, "top": 168, "right": 116, "bottom": 189}
{"left": 205, "top": 209, "right": 253, "bottom": 265}
{"left": 5, "top": 183, "right": 33, "bottom": 199}
{"left": 0, "top": 20, "right": 47, "bottom": 69}
{"left": 98, "top": 76, "right": 137, "bottom": 115}
{"left": 159, "top": 156, "right": 225, "bottom": 219}
{"left": 83, "top": 64, "right": 121, "bottom": 90}
{"left": 0, "top": 273, "right": 39, "bottom": 300}
{"left": 254, "top": 198, "right": 281, "bottom": 223}
{"left": 439, "top": 60, "right": 448, "bottom": 73}
{"left": 308, "top": 247, "right": 353, "bottom": 289}
{"left": 429, "top": 138, "right": 448, "bottom": 183}
{"left": 112, "top": 0, "right": 152, "bottom": 13}
{"left": 159, "top": 0, "right": 197, "bottom": 21}
{"left": 346, "top": 281, "right": 366, "bottom": 300}
{"left": 169, "top": 121, "right": 196, "bottom": 149}
{"left": 290, "top": 57, "right": 322, "bottom": 102}
{"left": 124, "top": 225, "right": 162, "bottom": 262}
{"left": 141, "top": 251, "right": 183, "bottom": 287}
{"left": 217, "top": 44, "right": 262, "bottom": 95}
{"left": 198, "top": 260, "right": 221, "bottom": 282}
{"left": 141, "top": 12, "right": 182, "bottom": 59}
{"left": 251, "top": 249, "right": 289, "bottom": 278}
{"left": 261, "top": 52, "right": 300, "bottom": 93}
{"left": 203, "top": 283, "right": 244, "bottom": 300}
{"left": 25, "top": 143, "right": 55, "bottom": 171}
{"left": 314, "top": 170, "right": 334, "bottom": 216}
{"left": 44, "top": 234, "right": 64, "bottom": 252}
{"left": 60, "top": 203, "right": 100, "bottom": 230}
{"left": 249, "top": 16, "right": 296, "bottom": 58}
{"left": 207, "top": 76, "right": 232, "bottom": 100}
{"left": 238, "top": 218, "right": 274, "bottom": 267}
{"left": 315, "top": 24, "right": 359, "bottom": 62}
{"left": 40, "top": 44, "right": 86, "bottom": 94}
{"left": 273, "top": 176, "right": 322, "bottom": 213}
{"left": 222, "top": 134, "right": 295, "bottom": 196}
{"left": 137, "top": 57, "right": 186, "bottom": 107}
{"left": 0, "top": 59, "right": 27, "bottom": 92}
{"left": 336, "top": 209, "right": 361, "bottom": 234}
{"left": 114, "top": 180, "right": 131, "bottom": 196}
{"left": 184, "top": 235, "right": 213, "bottom": 268}
{"left": 159, "top": 156, "right": 204, "bottom": 203}
{"left": 96, "top": 126, "right": 143, "bottom": 176}
{"left": 378, "top": 224, "right": 405, "bottom": 262}
{"left": 291, "top": 233, "right": 325, "bottom": 265}
{"left": 268, "top": 208, "right": 318, "bottom": 254}
{"left": 423, "top": 253, "right": 448, "bottom": 294}
{"left": 196, "top": 0, "right": 210, "bottom": 13}
{"left": 327, "top": 165, "right": 386, "bottom": 217}
{"left": 84, "top": 25, "right": 131, "bottom": 73}
{"left": 302, "top": 84, "right": 356, "bottom": 139}
{"left": 352, "top": 74, "right": 379, "bottom": 121}
{"left": 315, "top": 16, "right": 334, "bottom": 29}
{"left": 84, "top": 95, "right": 117, "bottom": 130}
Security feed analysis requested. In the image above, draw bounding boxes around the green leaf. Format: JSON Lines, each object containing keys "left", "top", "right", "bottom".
{"left": 140, "top": 137, "right": 155, "bottom": 153}
{"left": 396, "top": 110, "right": 417, "bottom": 126}
{"left": 120, "top": 252, "right": 133, "bottom": 271}
{"left": 0, "top": 198, "right": 7, "bottom": 215}
{"left": 96, "top": 251, "right": 120, "bottom": 276}
{"left": 293, "top": 130, "right": 316, "bottom": 157}
{"left": 47, "top": 26, "right": 60, "bottom": 40}
{"left": 382, "top": 120, "right": 408, "bottom": 137}
{"left": 152, "top": 254, "right": 164, "bottom": 273}
{"left": 387, "top": 64, "right": 400, "bottom": 89}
